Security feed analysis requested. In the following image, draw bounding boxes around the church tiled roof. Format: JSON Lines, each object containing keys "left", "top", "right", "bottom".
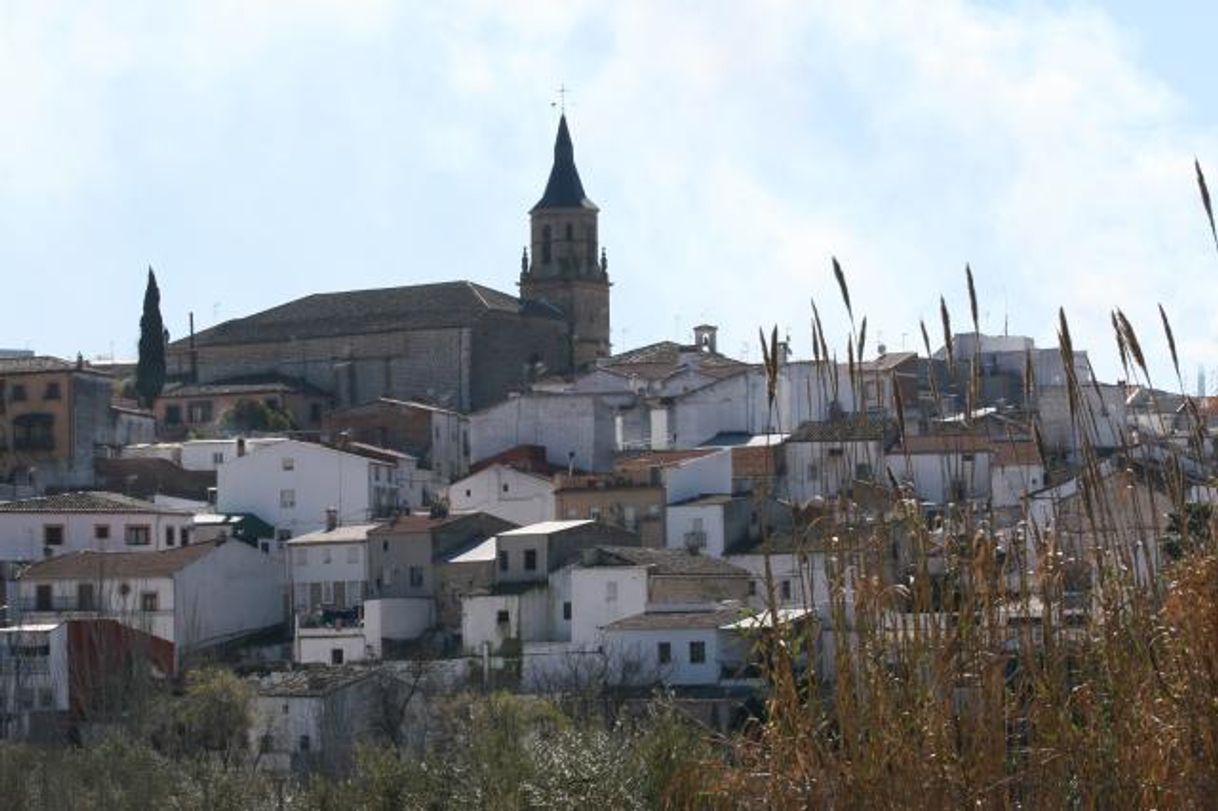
{"left": 531, "top": 115, "right": 597, "bottom": 212}
{"left": 180, "top": 281, "right": 562, "bottom": 348}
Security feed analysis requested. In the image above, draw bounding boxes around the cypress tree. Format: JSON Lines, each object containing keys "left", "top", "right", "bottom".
{"left": 135, "top": 267, "right": 167, "bottom": 408}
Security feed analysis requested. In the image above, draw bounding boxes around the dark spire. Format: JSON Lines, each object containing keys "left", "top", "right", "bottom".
{"left": 531, "top": 115, "right": 598, "bottom": 212}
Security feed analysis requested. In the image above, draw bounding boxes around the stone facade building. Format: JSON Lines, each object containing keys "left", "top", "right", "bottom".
{"left": 167, "top": 116, "right": 611, "bottom": 413}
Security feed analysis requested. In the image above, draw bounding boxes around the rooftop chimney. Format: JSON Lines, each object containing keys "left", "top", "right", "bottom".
{"left": 325, "top": 507, "right": 338, "bottom": 532}
{"left": 693, "top": 324, "right": 718, "bottom": 354}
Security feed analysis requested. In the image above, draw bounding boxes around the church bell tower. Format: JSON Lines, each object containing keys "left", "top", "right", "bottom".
{"left": 519, "top": 114, "right": 611, "bottom": 370}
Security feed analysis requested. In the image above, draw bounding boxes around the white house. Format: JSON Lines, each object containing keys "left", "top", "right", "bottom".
{"left": 446, "top": 464, "right": 556, "bottom": 527}
{"left": 783, "top": 418, "right": 888, "bottom": 504}
{"left": 0, "top": 492, "right": 197, "bottom": 565}
{"left": 249, "top": 666, "right": 384, "bottom": 774}
{"left": 0, "top": 618, "right": 175, "bottom": 740}
{"left": 665, "top": 495, "right": 757, "bottom": 557}
{"left": 469, "top": 392, "right": 619, "bottom": 473}
{"left": 217, "top": 438, "right": 413, "bottom": 540}
{"left": 890, "top": 434, "right": 993, "bottom": 505}
{"left": 15, "top": 539, "right": 284, "bottom": 666}
{"left": 990, "top": 440, "right": 1045, "bottom": 510}
{"left": 600, "top": 607, "right": 744, "bottom": 687}
{"left": 287, "top": 519, "right": 379, "bottom": 666}
{"left": 614, "top": 448, "right": 732, "bottom": 505}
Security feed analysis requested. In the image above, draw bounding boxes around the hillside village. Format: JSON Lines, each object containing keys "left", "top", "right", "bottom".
{"left": 0, "top": 116, "right": 1209, "bottom": 773}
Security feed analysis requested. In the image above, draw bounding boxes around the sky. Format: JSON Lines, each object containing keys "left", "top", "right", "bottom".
{"left": 2, "top": 1, "right": 1217, "bottom": 390}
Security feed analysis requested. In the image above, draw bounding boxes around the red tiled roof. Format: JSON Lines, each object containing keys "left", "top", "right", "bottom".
{"left": 614, "top": 448, "right": 719, "bottom": 471}
{"left": 891, "top": 434, "right": 993, "bottom": 455}
{"left": 19, "top": 542, "right": 219, "bottom": 580}
{"left": 992, "top": 440, "right": 1042, "bottom": 467}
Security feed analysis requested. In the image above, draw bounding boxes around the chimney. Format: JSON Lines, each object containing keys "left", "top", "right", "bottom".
{"left": 325, "top": 507, "right": 338, "bottom": 532}
{"left": 188, "top": 312, "right": 198, "bottom": 384}
{"left": 236, "top": 437, "right": 246, "bottom": 457}
{"left": 693, "top": 324, "right": 718, "bottom": 354}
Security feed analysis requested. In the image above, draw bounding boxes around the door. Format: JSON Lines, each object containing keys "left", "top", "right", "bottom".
{"left": 333, "top": 581, "right": 347, "bottom": 609}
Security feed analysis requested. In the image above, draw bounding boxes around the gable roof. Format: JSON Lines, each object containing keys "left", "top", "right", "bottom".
{"left": 19, "top": 542, "right": 220, "bottom": 580}
{"left": 614, "top": 448, "right": 720, "bottom": 471}
{"left": 891, "top": 434, "right": 994, "bottom": 455}
{"left": 788, "top": 418, "right": 888, "bottom": 442}
{"left": 287, "top": 523, "right": 382, "bottom": 545}
{"left": 0, "top": 356, "right": 112, "bottom": 378}
{"left": 600, "top": 341, "right": 747, "bottom": 382}
{"left": 586, "top": 546, "right": 750, "bottom": 578}
{"left": 603, "top": 606, "right": 747, "bottom": 631}
{"left": 0, "top": 491, "right": 192, "bottom": 515}
{"left": 179, "top": 281, "right": 561, "bottom": 349}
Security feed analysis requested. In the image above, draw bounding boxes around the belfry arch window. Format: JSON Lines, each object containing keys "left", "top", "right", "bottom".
{"left": 542, "top": 225, "right": 552, "bottom": 263}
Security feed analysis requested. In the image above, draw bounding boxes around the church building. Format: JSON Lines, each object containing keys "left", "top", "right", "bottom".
{"left": 166, "top": 116, "right": 611, "bottom": 413}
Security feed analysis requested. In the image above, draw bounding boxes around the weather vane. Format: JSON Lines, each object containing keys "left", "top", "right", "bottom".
{"left": 552, "top": 83, "right": 571, "bottom": 115}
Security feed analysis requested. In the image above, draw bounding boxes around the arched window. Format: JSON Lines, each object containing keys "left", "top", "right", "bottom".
{"left": 541, "top": 225, "right": 552, "bottom": 263}
{"left": 565, "top": 223, "right": 573, "bottom": 241}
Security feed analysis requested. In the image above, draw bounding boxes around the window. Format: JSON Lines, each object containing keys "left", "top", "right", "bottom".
{"left": 10, "top": 384, "right": 26, "bottom": 402}
{"left": 125, "top": 525, "right": 151, "bottom": 546}
{"left": 165, "top": 526, "right": 176, "bottom": 546}
{"left": 331, "top": 648, "right": 344, "bottom": 665}
{"left": 35, "top": 584, "right": 52, "bottom": 611}
{"left": 299, "top": 735, "right": 311, "bottom": 752}
{"left": 322, "top": 548, "right": 332, "bottom": 564}
{"left": 855, "top": 463, "right": 872, "bottom": 480}
{"left": 807, "top": 463, "right": 819, "bottom": 481}
{"left": 465, "top": 489, "right": 471, "bottom": 498}
{"left": 38, "top": 688, "right": 53, "bottom": 708}
{"left": 140, "top": 592, "right": 159, "bottom": 611}
{"left": 277, "top": 529, "right": 292, "bottom": 542}
{"left": 409, "top": 566, "right": 424, "bottom": 588}
{"left": 498, "top": 550, "right": 508, "bottom": 572}
{"left": 605, "top": 581, "right": 618, "bottom": 603}
{"left": 501, "top": 482, "right": 509, "bottom": 493}
{"left": 747, "top": 580, "right": 757, "bottom": 597}
{"left": 496, "top": 609, "right": 510, "bottom": 625}
{"left": 181, "top": 528, "right": 190, "bottom": 546}
{"left": 541, "top": 225, "right": 552, "bottom": 262}
{"left": 347, "top": 546, "right": 359, "bottom": 564}
{"left": 565, "top": 222, "right": 573, "bottom": 241}
{"left": 961, "top": 452, "right": 975, "bottom": 462}
{"left": 781, "top": 580, "right": 792, "bottom": 601}
{"left": 165, "top": 405, "right": 182, "bottom": 425}
{"left": 43, "top": 525, "right": 64, "bottom": 546}
{"left": 689, "top": 640, "right": 706, "bottom": 664}
{"left": 280, "top": 489, "right": 296, "bottom": 509}
{"left": 187, "top": 400, "right": 213, "bottom": 423}
{"left": 828, "top": 447, "right": 844, "bottom": 458}
{"left": 13, "top": 413, "right": 54, "bottom": 451}
{"left": 94, "top": 525, "right": 110, "bottom": 541}
{"left": 77, "top": 583, "right": 95, "bottom": 611}
{"left": 524, "top": 549, "right": 537, "bottom": 571}
{"left": 309, "top": 403, "right": 323, "bottom": 424}
{"left": 562, "top": 601, "right": 572, "bottom": 621}
{"left": 43, "top": 382, "right": 61, "bottom": 400}
{"left": 658, "top": 642, "right": 672, "bottom": 664}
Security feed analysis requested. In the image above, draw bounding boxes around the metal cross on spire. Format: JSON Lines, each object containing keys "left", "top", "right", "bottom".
{"left": 552, "top": 83, "right": 571, "bottom": 115}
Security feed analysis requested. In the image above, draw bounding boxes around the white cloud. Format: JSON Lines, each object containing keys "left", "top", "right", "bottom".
{"left": 0, "top": 0, "right": 1215, "bottom": 385}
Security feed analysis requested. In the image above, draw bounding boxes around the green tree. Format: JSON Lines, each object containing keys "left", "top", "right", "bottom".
{"left": 135, "top": 267, "right": 167, "bottom": 407}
